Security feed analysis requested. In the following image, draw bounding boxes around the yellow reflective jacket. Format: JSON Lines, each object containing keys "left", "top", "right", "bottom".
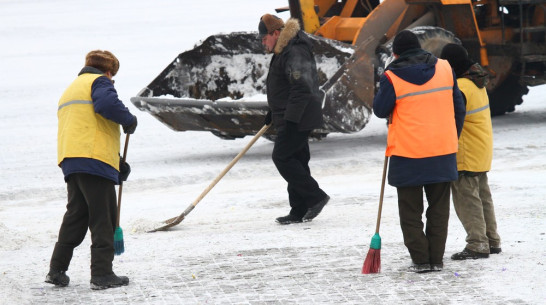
{"left": 57, "top": 73, "right": 120, "bottom": 170}
{"left": 456, "top": 78, "right": 493, "bottom": 172}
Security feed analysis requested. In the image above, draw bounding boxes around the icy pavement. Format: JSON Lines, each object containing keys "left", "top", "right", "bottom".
{"left": 28, "top": 242, "right": 532, "bottom": 304}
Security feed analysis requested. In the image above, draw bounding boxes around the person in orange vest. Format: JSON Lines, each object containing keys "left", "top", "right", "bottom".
{"left": 373, "top": 30, "right": 466, "bottom": 273}
{"left": 46, "top": 50, "right": 136, "bottom": 290}
{"left": 440, "top": 43, "right": 502, "bottom": 260}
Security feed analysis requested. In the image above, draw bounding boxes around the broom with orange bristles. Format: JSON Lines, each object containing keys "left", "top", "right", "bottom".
{"left": 362, "top": 156, "right": 389, "bottom": 274}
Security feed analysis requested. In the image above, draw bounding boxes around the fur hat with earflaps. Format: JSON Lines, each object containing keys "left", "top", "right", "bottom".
{"left": 85, "top": 50, "right": 120, "bottom": 76}
{"left": 258, "top": 14, "right": 284, "bottom": 37}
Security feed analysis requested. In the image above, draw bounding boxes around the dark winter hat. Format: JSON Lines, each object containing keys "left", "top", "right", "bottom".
{"left": 392, "top": 30, "right": 421, "bottom": 55}
{"left": 440, "top": 43, "right": 475, "bottom": 77}
{"left": 258, "top": 14, "right": 284, "bottom": 37}
{"left": 85, "top": 50, "right": 120, "bottom": 76}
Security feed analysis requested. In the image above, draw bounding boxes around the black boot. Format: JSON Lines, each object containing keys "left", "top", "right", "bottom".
{"left": 276, "top": 214, "right": 303, "bottom": 225}
{"left": 45, "top": 270, "right": 70, "bottom": 287}
{"left": 90, "top": 273, "right": 129, "bottom": 290}
{"left": 302, "top": 195, "right": 330, "bottom": 222}
{"left": 451, "top": 248, "right": 489, "bottom": 260}
{"left": 430, "top": 263, "right": 443, "bottom": 272}
{"left": 407, "top": 263, "right": 431, "bottom": 273}
{"left": 490, "top": 246, "right": 502, "bottom": 254}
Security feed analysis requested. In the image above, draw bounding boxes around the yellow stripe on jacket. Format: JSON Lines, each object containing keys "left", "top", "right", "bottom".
{"left": 57, "top": 73, "right": 121, "bottom": 170}
{"left": 456, "top": 78, "right": 493, "bottom": 172}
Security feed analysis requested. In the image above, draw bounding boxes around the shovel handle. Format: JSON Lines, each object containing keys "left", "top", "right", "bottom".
{"left": 164, "top": 124, "right": 271, "bottom": 227}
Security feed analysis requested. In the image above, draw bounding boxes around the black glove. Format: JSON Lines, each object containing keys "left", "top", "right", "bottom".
{"left": 264, "top": 111, "right": 272, "bottom": 125}
{"left": 119, "top": 160, "right": 131, "bottom": 183}
{"left": 123, "top": 115, "right": 137, "bottom": 134}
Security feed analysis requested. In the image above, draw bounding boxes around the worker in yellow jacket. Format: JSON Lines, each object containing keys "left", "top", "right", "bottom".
{"left": 441, "top": 43, "right": 502, "bottom": 260}
{"left": 46, "top": 50, "right": 137, "bottom": 290}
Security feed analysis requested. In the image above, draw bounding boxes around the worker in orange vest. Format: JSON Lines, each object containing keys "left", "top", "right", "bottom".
{"left": 373, "top": 30, "right": 466, "bottom": 273}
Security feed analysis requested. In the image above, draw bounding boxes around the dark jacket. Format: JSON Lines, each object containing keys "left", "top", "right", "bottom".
{"left": 61, "top": 66, "right": 135, "bottom": 184}
{"left": 373, "top": 49, "right": 466, "bottom": 187}
{"left": 266, "top": 18, "right": 323, "bottom": 131}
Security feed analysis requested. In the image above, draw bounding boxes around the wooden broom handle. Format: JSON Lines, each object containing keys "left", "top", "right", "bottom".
{"left": 375, "top": 156, "right": 388, "bottom": 234}
{"left": 116, "top": 134, "right": 130, "bottom": 227}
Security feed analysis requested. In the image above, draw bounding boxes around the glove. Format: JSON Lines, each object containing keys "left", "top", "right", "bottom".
{"left": 264, "top": 111, "right": 272, "bottom": 125}
{"left": 123, "top": 115, "right": 137, "bottom": 134}
{"left": 119, "top": 160, "right": 131, "bottom": 183}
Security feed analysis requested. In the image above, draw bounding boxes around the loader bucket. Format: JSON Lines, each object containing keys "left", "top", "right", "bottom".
{"left": 131, "top": 32, "right": 372, "bottom": 139}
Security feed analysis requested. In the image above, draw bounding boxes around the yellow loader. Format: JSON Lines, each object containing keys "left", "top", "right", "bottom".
{"left": 131, "top": 0, "right": 546, "bottom": 139}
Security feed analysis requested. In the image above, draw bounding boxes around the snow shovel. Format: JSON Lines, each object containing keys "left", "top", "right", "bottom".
{"left": 114, "top": 133, "right": 130, "bottom": 255}
{"left": 362, "top": 155, "right": 388, "bottom": 274}
{"left": 148, "top": 124, "right": 271, "bottom": 232}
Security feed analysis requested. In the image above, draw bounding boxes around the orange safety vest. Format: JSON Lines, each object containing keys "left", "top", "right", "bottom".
{"left": 385, "top": 59, "right": 458, "bottom": 158}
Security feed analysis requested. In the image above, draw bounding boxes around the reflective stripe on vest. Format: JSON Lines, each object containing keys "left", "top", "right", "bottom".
{"left": 57, "top": 73, "right": 121, "bottom": 170}
{"left": 385, "top": 59, "right": 458, "bottom": 158}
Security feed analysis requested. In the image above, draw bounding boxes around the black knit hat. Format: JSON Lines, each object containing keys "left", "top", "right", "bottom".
{"left": 440, "top": 43, "right": 475, "bottom": 77}
{"left": 392, "top": 30, "right": 421, "bottom": 55}
{"left": 258, "top": 14, "right": 284, "bottom": 37}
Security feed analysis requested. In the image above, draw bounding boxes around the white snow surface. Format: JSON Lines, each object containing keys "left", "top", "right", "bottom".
{"left": 1, "top": 0, "right": 545, "bottom": 304}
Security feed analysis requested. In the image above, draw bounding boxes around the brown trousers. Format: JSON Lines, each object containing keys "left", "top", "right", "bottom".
{"left": 397, "top": 182, "right": 451, "bottom": 265}
{"left": 451, "top": 172, "right": 501, "bottom": 253}
{"left": 49, "top": 173, "right": 117, "bottom": 276}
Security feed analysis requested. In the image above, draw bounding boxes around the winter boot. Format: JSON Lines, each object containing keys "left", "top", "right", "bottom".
{"left": 407, "top": 263, "right": 431, "bottom": 273}
{"left": 490, "top": 246, "right": 502, "bottom": 254}
{"left": 430, "top": 263, "right": 443, "bottom": 272}
{"left": 302, "top": 195, "right": 330, "bottom": 222}
{"left": 45, "top": 270, "right": 70, "bottom": 287}
{"left": 90, "top": 273, "right": 129, "bottom": 290}
{"left": 276, "top": 214, "right": 303, "bottom": 225}
{"left": 451, "top": 248, "right": 489, "bottom": 260}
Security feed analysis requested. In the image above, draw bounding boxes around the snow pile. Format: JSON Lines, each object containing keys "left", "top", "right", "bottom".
{"left": 0, "top": 222, "right": 30, "bottom": 251}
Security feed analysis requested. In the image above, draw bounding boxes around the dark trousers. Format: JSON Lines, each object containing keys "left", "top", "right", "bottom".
{"left": 49, "top": 173, "right": 117, "bottom": 276}
{"left": 272, "top": 126, "right": 327, "bottom": 217}
{"left": 397, "top": 182, "right": 451, "bottom": 264}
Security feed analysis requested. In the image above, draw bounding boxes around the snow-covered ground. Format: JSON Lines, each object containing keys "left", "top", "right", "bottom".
{"left": 1, "top": 0, "right": 545, "bottom": 304}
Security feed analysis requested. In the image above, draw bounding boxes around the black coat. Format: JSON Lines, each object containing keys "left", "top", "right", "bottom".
{"left": 266, "top": 19, "right": 323, "bottom": 131}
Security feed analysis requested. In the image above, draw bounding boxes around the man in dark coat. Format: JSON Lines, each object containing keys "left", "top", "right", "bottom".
{"left": 373, "top": 30, "right": 466, "bottom": 272}
{"left": 259, "top": 14, "right": 329, "bottom": 224}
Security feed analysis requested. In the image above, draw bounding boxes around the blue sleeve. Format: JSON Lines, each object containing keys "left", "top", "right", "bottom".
{"left": 451, "top": 71, "right": 466, "bottom": 137}
{"left": 373, "top": 74, "right": 396, "bottom": 119}
{"left": 91, "top": 76, "right": 135, "bottom": 127}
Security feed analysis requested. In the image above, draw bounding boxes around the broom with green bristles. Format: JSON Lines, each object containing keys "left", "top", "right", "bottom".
{"left": 362, "top": 156, "right": 389, "bottom": 274}
{"left": 114, "top": 134, "right": 130, "bottom": 256}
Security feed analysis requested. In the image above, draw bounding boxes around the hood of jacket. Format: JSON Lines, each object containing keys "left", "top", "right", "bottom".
{"left": 386, "top": 48, "right": 438, "bottom": 85}
{"left": 274, "top": 18, "right": 309, "bottom": 54}
{"left": 461, "top": 63, "right": 490, "bottom": 88}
